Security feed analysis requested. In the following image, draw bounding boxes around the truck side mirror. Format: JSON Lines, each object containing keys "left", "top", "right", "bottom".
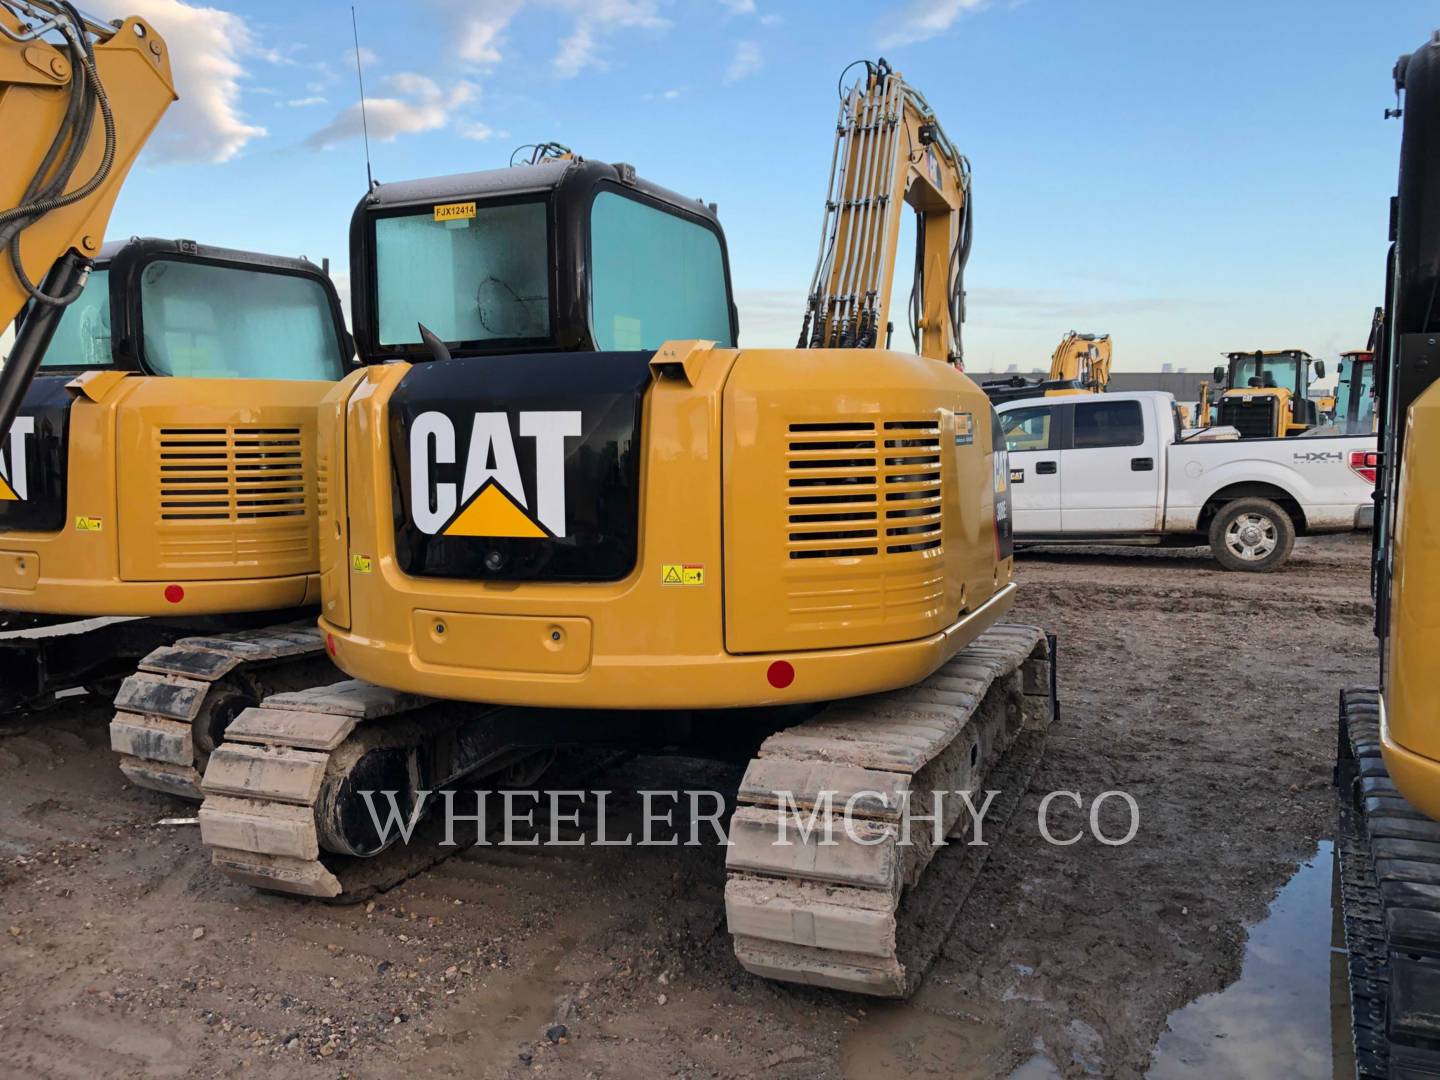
{"left": 1213, "top": 365, "right": 1226, "bottom": 383}
{"left": 1314, "top": 359, "right": 1326, "bottom": 380}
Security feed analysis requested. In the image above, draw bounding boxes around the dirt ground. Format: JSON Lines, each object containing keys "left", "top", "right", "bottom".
{"left": 0, "top": 533, "right": 1376, "bottom": 1079}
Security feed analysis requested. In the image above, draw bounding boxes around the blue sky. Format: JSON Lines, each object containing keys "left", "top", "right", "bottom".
{"left": 80, "top": 0, "right": 1440, "bottom": 372}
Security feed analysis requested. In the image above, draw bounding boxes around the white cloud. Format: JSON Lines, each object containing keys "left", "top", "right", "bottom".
{"left": 719, "top": 0, "right": 756, "bottom": 13}
{"left": 459, "top": 121, "right": 508, "bottom": 141}
{"left": 92, "top": 0, "right": 267, "bottom": 163}
{"left": 304, "top": 74, "right": 476, "bottom": 149}
{"left": 451, "top": 0, "right": 525, "bottom": 64}
{"left": 284, "top": 96, "right": 327, "bottom": 108}
{"left": 724, "top": 40, "right": 762, "bottom": 83}
{"left": 879, "top": 0, "right": 987, "bottom": 47}
{"left": 433, "top": 0, "right": 666, "bottom": 77}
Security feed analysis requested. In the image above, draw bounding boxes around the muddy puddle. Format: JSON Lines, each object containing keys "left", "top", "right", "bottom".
{"left": 1147, "top": 841, "right": 1343, "bottom": 1079}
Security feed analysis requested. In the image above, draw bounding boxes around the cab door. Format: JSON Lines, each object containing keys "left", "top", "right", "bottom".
{"left": 1058, "top": 398, "right": 1162, "bottom": 531}
{"left": 999, "top": 403, "right": 1062, "bottom": 533}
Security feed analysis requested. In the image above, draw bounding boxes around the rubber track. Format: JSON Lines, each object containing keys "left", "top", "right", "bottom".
{"left": 197, "top": 679, "right": 625, "bottom": 903}
{"left": 108, "top": 625, "right": 334, "bottom": 800}
{"left": 723, "top": 623, "right": 1055, "bottom": 997}
{"left": 1336, "top": 687, "right": 1440, "bottom": 1078}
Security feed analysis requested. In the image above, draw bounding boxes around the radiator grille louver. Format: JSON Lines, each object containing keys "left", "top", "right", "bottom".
{"left": 785, "top": 418, "right": 943, "bottom": 560}
{"left": 158, "top": 427, "right": 308, "bottom": 521}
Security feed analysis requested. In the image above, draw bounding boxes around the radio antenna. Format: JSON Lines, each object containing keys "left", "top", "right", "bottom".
{"left": 350, "top": 5, "right": 375, "bottom": 190}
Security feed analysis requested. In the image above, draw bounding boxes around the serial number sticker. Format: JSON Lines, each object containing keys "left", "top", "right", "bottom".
{"left": 351, "top": 554, "right": 373, "bottom": 574}
{"left": 661, "top": 563, "right": 704, "bottom": 586}
{"left": 74, "top": 516, "right": 102, "bottom": 532}
{"left": 955, "top": 411, "right": 974, "bottom": 446}
{"left": 433, "top": 201, "right": 476, "bottom": 222}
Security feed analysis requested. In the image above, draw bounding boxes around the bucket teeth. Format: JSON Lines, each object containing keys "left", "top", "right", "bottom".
{"left": 723, "top": 622, "right": 1055, "bottom": 997}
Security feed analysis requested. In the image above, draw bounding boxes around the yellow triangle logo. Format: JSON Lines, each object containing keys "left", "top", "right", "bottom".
{"left": 0, "top": 474, "right": 17, "bottom": 502}
{"left": 443, "top": 481, "right": 546, "bottom": 538}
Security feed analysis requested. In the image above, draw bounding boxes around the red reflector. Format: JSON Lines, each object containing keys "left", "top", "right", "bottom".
{"left": 326, "top": 633, "right": 337, "bottom": 657}
{"left": 767, "top": 660, "right": 795, "bottom": 689}
{"left": 1349, "top": 450, "right": 1378, "bottom": 485}
{"left": 163, "top": 584, "right": 184, "bottom": 604}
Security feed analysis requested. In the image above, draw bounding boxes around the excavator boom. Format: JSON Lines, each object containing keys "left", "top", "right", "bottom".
{"left": 798, "top": 59, "right": 971, "bottom": 363}
{"left": 0, "top": 0, "right": 175, "bottom": 438}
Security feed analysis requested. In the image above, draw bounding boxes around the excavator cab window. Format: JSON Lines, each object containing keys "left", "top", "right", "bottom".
{"left": 136, "top": 259, "right": 345, "bottom": 380}
{"left": 1230, "top": 354, "right": 1306, "bottom": 397}
{"left": 38, "top": 269, "right": 113, "bottom": 369}
{"left": 589, "top": 190, "right": 732, "bottom": 350}
{"left": 373, "top": 198, "right": 551, "bottom": 350}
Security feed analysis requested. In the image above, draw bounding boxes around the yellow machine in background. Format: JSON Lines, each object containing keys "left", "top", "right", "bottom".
{"left": 1335, "top": 30, "right": 1440, "bottom": 1076}
{"left": 981, "top": 330, "right": 1112, "bottom": 403}
{"left": 1211, "top": 348, "right": 1324, "bottom": 438}
{"left": 1043, "top": 331, "right": 1112, "bottom": 396}
{"left": 0, "top": 1, "right": 174, "bottom": 432}
{"left": 195, "top": 60, "right": 1056, "bottom": 1000}
{"left": 0, "top": 237, "right": 354, "bottom": 796}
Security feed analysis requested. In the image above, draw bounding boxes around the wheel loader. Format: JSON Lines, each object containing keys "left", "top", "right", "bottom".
{"left": 1334, "top": 29, "right": 1440, "bottom": 1078}
{"left": 1211, "top": 348, "right": 1324, "bottom": 438}
{"left": 190, "top": 59, "right": 1057, "bottom": 1000}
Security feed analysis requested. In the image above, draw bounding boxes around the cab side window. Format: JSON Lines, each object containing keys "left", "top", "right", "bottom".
{"left": 1000, "top": 406, "right": 1054, "bottom": 451}
{"left": 1073, "top": 400, "right": 1144, "bottom": 448}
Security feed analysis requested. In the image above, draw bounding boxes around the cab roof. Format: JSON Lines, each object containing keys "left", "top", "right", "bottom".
{"left": 1224, "top": 349, "right": 1314, "bottom": 360}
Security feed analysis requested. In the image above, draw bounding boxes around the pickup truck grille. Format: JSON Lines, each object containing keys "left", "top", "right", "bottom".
{"left": 786, "top": 419, "right": 942, "bottom": 560}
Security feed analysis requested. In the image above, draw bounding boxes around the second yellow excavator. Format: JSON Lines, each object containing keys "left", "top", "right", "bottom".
{"left": 194, "top": 59, "right": 1057, "bottom": 1000}
{"left": 981, "top": 330, "right": 1112, "bottom": 404}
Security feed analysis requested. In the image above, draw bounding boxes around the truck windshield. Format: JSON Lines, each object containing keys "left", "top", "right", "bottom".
{"left": 1230, "top": 355, "right": 1305, "bottom": 396}
{"left": 39, "top": 269, "right": 113, "bottom": 368}
{"left": 138, "top": 260, "right": 344, "bottom": 380}
{"left": 373, "top": 200, "right": 550, "bottom": 349}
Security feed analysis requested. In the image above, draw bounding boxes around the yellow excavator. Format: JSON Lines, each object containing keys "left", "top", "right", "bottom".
{"left": 981, "top": 330, "right": 1112, "bottom": 404}
{"left": 1, "top": 4, "right": 353, "bottom": 799}
{"left": 192, "top": 58, "right": 1057, "bottom": 999}
{"left": 1335, "top": 30, "right": 1440, "bottom": 1076}
{"left": 1210, "top": 348, "right": 1324, "bottom": 438}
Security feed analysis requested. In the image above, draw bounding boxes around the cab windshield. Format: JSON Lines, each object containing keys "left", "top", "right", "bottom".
{"left": 139, "top": 260, "right": 345, "bottom": 380}
{"left": 1230, "top": 355, "right": 1306, "bottom": 396}
{"left": 373, "top": 200, "right": 551, "bottom": 349}
{"left": 39, "top": 268, "right": 113, "bottom": 368}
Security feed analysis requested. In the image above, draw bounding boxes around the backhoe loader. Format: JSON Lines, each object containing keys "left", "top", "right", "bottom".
{"left": 982, "top": 330, "right": 1111, "bottom": 404}
{"left": 192, "top": 59, "right": 1057, "bottom": 999}
{"left": 1335, "top": 29, "right": 1440, "bottom": 1078}
{"left": 1211, "top": 348, "right": 1324, "bottom": 438}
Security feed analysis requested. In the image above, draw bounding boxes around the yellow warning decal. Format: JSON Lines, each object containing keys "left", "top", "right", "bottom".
{"left": 661, "top": 563, "right": 704, "bottom": 586}
{"left": 0, "top": 475, "right": 17, "bottom": 501}
{"left": 443, "top": 481, "right": 547, "bottom": 539}
{"left": 75, "top": 516, "right": 102, "bottom": 532}
{"left": 434, "top": 201, "right": 476, "bottom": 222}
{"left": 351, "top": 554, "right": 373, "bottom": 574}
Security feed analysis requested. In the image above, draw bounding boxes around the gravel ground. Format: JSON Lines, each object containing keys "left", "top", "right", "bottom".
{"left": 0, "top": 532, "right": 1375, "bottom": 1078}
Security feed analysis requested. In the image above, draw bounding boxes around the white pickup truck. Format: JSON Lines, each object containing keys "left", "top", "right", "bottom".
{"left": 995, "top": 390, "right": 1376, "bottom": 571}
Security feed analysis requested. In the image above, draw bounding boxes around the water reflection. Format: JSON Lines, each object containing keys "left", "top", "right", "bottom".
{"left": 1147, "top": 841, "right": 1337, "bottom": 1078}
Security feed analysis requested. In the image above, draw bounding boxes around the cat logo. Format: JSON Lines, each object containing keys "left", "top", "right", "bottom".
{"left": 410, "top": 411, "right": 581, "bottom": 538}
{"left": 0, "top": 417, "right": 34, "bottom": 502}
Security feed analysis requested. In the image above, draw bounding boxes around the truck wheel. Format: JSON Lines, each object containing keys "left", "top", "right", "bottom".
{"left": 1208, "top": 498, "right": 1295, "bottom": 572}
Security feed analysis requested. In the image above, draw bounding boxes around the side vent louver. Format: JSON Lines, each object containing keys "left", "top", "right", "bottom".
{"left": 785, "top": 418, "right": 942, "bottom": 560}
{"left": 159, "top": 427, "right": 308, "bottom": 521}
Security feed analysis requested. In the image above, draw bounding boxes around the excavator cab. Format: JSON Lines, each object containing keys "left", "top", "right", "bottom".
{"left": 1214, "top": 349, "right": 1322, "bottom": 438}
